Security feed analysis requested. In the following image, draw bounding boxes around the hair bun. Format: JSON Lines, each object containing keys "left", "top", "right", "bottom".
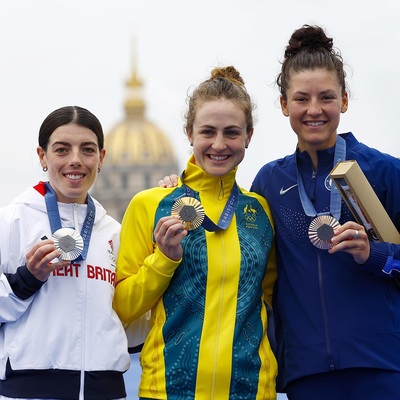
{"left": 285, "top": 24, "right": 333, "bottom": 58}
{"left": 210, "top": 66, "right": 245, "bottom": 87}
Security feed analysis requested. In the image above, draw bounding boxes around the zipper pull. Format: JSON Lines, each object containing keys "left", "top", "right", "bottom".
{"left": 218, "top": 178, "right": 224, "bottom": 200}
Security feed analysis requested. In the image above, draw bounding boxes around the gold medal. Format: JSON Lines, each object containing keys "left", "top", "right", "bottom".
{"left": 52, "top": 228, "right": 84, "bottom": 260}
{"left": 308, "top": 215, "right": 340, "bottom": 250}
{"left": 171, "top": 197, "right": 205, "bottom": 230}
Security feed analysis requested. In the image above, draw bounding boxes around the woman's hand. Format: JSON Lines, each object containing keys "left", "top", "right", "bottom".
{"left": 154, "top": 215, "right": 187, "bottom": 261}
{"left": 157, "top": 174, "right": 179, "bottom": 188}
{"left": 329, "top": 222, "right": 370, "bottom": 264}
{"left": 25, "top": 239, "right": 71, "bottom": 282}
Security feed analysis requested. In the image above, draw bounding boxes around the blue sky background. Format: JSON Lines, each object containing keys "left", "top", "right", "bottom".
{"left": 1, "top": 1, "right": 399, "bottom": 398}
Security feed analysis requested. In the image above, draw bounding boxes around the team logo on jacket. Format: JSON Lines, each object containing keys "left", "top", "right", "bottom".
{"left": 242, "top": 203, "right": 259, "bottom": 230}
{"left": 324, "top": 175, "right": 333, "bottom": 191}
{"left": 244, "top": 203, "right": 257, "bottom": 222}
{"left": 108, "top": 239, "right": 116, "bottom": 266}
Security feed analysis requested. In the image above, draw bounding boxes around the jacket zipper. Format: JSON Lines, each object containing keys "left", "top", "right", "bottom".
{"left": 317, "top": 241, "right": 335, "bottom": 371}
{"left": 310, "top": 170, "right": 317, "bottom": 201}
{"left": 73, "top": 203, "right": 86, "bottom": 400}
{"left": 312, "top": 169, "right": 335, "bottom": 370}
{"left": 218, "top": 178, "right": 224, "bottom": 200}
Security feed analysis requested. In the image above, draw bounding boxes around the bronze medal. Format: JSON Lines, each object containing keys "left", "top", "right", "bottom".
{"left": 308, "top": 215, "right": 340, "bottom": 250}
{"left": 171, "top": 197, "right": 205, "bottom": 230}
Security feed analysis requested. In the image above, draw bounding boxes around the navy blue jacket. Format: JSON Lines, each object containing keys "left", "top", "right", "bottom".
{"left": 251, "top": 132, "right": 400, "bottom": 390}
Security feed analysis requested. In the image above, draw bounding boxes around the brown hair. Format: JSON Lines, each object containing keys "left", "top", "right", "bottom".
{"left": 185, "top": 66, "right": 254, "bottom": 135}
{"left": 277, "top": 25, "right": 347, "bottom": 100}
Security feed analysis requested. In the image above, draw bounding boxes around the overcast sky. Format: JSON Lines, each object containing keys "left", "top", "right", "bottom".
{"left": 1, "top": 0, "right": 399, "bottom": 207}
{"left": 1, "top": 2, "right": 398, "bottom": 397}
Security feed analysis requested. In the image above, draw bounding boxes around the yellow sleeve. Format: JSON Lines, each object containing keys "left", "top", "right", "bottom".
{"left": 260, "top": 196, "right": 277, "bottom": 309}
{"left": 262, "top": 241, "right": 277, "bottom": 309}
{"left": 113, "top": 188, "right": 181, "bottom": 325}
{"left": 242, "top": 188, "right": 277, "bottom": 309}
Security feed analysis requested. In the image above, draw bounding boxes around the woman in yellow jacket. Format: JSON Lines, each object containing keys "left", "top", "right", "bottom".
{"left": 113, "top": 66, "right": 277, "bottom": 400}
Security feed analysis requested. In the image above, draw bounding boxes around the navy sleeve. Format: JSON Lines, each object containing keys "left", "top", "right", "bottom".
{"left": 4, "top": 265, "right": 45, "bottom": 300}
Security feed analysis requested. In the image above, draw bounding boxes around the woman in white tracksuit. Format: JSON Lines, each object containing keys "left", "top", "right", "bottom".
{"left": 0, "top": 106, "right": 130, "bottom": 400}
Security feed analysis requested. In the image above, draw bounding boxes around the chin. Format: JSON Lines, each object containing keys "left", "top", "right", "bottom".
{"left": 212, "top": 171, "right": 230, "bottom": 178}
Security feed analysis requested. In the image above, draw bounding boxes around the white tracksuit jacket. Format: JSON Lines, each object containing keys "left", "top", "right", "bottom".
{"left": 0, "top": 182, "right": 130, "bottom": 400}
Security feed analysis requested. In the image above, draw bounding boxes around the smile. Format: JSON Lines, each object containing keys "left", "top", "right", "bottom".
{"left": 65, "top": 174, "right": 84, "bottom": 180}
{"left": 209, "top": 155, "right": 229, "bottom": 161}
{"left": 305, "top": 121, "right": 325, "bottom": 126}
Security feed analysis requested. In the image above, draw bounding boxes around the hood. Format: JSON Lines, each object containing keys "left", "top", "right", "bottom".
{"left": 10, "top": 181, "right": 107, "bottom": 224}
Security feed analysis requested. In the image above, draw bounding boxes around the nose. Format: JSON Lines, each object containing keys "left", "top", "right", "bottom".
{"left": 69, "top": 149, "right": 83, "bottom": 166}
{"left": 212, "top": 133, "right": 227, "bottom": 151}
{"left": 307, "top": 99, "right": 322, "bottom": 116}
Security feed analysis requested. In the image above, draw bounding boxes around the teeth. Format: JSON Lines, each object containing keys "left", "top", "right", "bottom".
{"left": 306, "top": 121, "right": 324, "bottom": 126}
{"left": 210, "top": 155, "right": 228, "bottom": 161}
{"left": 66, "top": 174, "right": 83, "bottom": 180}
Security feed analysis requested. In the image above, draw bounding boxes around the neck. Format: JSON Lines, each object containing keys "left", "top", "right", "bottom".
{"left": 297, "top": 135, "right": 338, "bottom": 170}
{"left": 308, "top": 151, "right": 319, "bottom": 170}
{"left": 297, "top": 146, "right": 319, "bottom": 170}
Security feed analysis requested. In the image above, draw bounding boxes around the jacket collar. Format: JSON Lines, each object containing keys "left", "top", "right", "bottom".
{"left": 181, "top": 155, "right": 238, "bottom": 199}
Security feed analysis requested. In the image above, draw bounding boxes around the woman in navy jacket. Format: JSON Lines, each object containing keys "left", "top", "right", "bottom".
{"left": 251, "top": 24, "right": 400, "bottom": 400}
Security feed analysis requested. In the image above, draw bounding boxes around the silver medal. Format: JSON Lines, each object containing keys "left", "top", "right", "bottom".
{"left": 52, "top": 228, "right": 84, "bottom": 260}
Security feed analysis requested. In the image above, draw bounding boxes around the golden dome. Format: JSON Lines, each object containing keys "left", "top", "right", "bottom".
{"left": 104, "top": 67, "right": 177, "bottom": 166}
{"left": 105, "top": 119, "right": 176, "bottom": 166}
{"left": 91, "top": 50, "right": 180, "bottom": 222}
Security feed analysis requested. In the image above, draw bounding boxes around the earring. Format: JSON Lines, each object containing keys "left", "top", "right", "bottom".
{"left": 43, "top": 166, "right": 48, "bottom": 172}
{"left": 97, "top": 167, "right": 101, "bottom": 173}
{"left": 245, "top": 145, "right": 248, "bottom": 149}
{"left": 190, "top": 143, "right": 193, "bottom": 147}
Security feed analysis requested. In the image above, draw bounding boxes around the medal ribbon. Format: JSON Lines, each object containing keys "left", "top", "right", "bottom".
{"left": 178, "top": 179, "right": 239, "bottom": 232}
{"left": 44, "top": 182, "right": 95, "bottom": 261}
{"left": 296, "top": 135, "right": 346, "bottom": 220}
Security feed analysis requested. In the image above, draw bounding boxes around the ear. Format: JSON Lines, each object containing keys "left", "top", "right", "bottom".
{"left": 245, "top": 128, "right": 254, "bottom": 148}
{"left": 280, "top": 96, "right": 289, "bottom": 117}
{"left": 186, "top": 128, "right": 194, "bottom": 146}
{"left": 341, "top": 92, "right": 349, "bottom": 113}
{"left": 37, "top": 146, "right": 46, "bottom": 168}
{"left": 98, "top": 148, "right": 106, "bottom": 170}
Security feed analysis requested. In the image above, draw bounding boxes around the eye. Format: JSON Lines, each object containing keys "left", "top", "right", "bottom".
{"left": 225, "top": 129, "right": 241, "bottom": 137}
{"left": 54, "top": 147, "right": 68, "bottom": 154}
{"left": 82, "top": 147, "right": 97, "bottom": 154}
{"left": 200, "top": 129, "right": 214, "bottom": 137}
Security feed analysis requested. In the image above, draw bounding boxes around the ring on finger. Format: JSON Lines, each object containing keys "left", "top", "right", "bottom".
{"left": 354, "top": 229, "right": 359, "bottom": 239}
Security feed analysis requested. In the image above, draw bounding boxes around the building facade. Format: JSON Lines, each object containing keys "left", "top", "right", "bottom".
{"left": 91, "top": 67, "right": 179, "bottom": 222}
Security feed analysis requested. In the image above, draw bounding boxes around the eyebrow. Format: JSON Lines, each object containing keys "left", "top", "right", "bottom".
{"left": 51, "top": 141, "right": 98, "bottom": 147}
{"left": 224, "top": 125, "right": 242, "bottom": 129}
{"left": 199, "top": 124, "right": 242, "bottom": 129}
{"left": 293, "top": 89, "right": 337, "bottom": 96}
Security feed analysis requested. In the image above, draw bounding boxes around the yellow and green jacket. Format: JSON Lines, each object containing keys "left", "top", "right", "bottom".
{"left": 114, "top": 157, "right": 277, "bottom": 400}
